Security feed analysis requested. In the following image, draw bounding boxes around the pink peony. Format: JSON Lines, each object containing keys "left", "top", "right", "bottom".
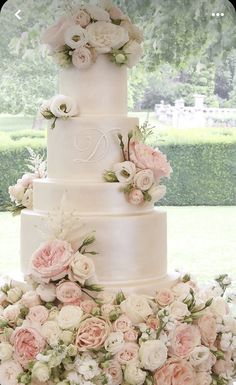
{"left": 169, "top": 324, "right": 201, "bottom": 359}
{"left": 129, "top": 140, "right": 172, "bottom": 181}
{"left": 113, "top": 315, "right": 133, "bottom": 333}
{"left": 12, "top": 327, "right": 45, "bottom": 367}
{"left": 198, "top": 314, "right": 217, "bottom": 347}
{"left": 154, "top": 358, "right": 195, "bottom": 385}
{"left": 105, "top": 359, "right": 123, "bottom": 385}
{"left": 27, "top": 306, "right": 48, "bottom": 325}
{"left": 56, "top": 281, "right": 82, "bottom": 304}
{"left": 115, "top": 342, "right": 139, "bottom": 364}
{"left": 31, "top": 239, "right": 74, "bottom": 283}
{"left": 76, "top": 317, "right": 110, "bottom": 351}
{"left": 156, "top": 288, "right": 175, "bottom": 307}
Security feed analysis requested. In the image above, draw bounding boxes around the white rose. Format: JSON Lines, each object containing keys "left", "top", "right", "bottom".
{"left": 120, "top": 295, "right": 153, "bottom": 324}
{"left": 20, "top": 172, "right": 37, "bottom": 188}
{"left": 58, "top": 305, "right": 83, "bottom": 330}
{"left": 72, "top": 47, "right": 93, "bottom": 69}
{"left": 133, "top": 170, "right": 154, "bottom": 191}
{"left": 97, "top": 291, "right": 116, "bottom": 305}
{"left": 222, "top": 315, "right": 236, "bottom": 334}
{"left": 189, "top": 346, "right": 211, "bottom": 367}
{"left": 61, "top": 330, "right": 74, "bottom": 345}
{"left": 0, "top": 360, "right": 23, "bottom": 385}
{"left": 41, "top": 320, "right": 61, "bottom": 346}
{"left": 139, "top": 340, "right": 167, "bottom": 371}
{"left": 121, "top": 19, "right": 144, "bottom": 43}
{"left": 148, "top": 184, "right": 166, "bottom": 203}
{"left": 123, "top": 40, "right": 143, "bottom": 68}
{"left": 69, "top": 252, "right": 95, "bottom": 285}
{"left": 74, "top": 10, "right": 91, "bottom": 27}
{"left": 21, "top": 290, "right": 41, "bottom": 307}
{"left": 86, "top": 21, "right": 129, "bottom": 53}
{"left": 64, "top": 24, "right": 88, "bottom": 49}
{"left": 210, "top": 297, "right": 230, "bottom": 318}
{"left": 84, "top": 4, "right": 110, "bottom": 21}
{"left": 172, "top": 282, "right": 191, "bottom": 301}
{"left": 0, "top": 342, "right": 13, "bottom": 361}
{"left": 50, "top": 94, "right": 78, "bottom": 118}
{"left": 21, "top": 188, "right": 33, "bottom": 209}
{"left": 113, "top": 161, "right": 136, "bottom": 183}
{"left": 7, "top": 287, "right": 23, "bottom": 303}
{"left": 105, "top": 332, "right": 125, "bottom": 354}
{"left": 32, "top": 362, "right": 50, "bottom": 382}
{"left": 3, "top": 304, "right": 20, "bottom": 322}
{"left": 41, "top": 16, "right": 72, "bottom": 50}
{"left": 36, "top": 283, "right": 56, "bottom": 303}
{"left": 8, "top": 183, "right": 25, "bottom": 202}
{"left": 124, "top": 363, "right": 146, "bottom": 385}
{"left": 195, "top": 372, "right": 212, "bottom": 385}
{"left": 169, "top": 301, "right": 190, "bottom": 320}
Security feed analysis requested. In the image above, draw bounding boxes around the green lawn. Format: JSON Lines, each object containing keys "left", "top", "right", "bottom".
{"left": 0, "top": 207, "right": 235, "bottom": 287}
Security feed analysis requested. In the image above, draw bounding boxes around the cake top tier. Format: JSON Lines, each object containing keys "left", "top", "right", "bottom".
{"left": 41, "top": 1, "right": 143, "bottom": 71}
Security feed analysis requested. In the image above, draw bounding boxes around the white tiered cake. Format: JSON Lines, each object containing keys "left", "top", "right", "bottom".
{"left": 21, "top": 54, "right": 176, "bottom": 293}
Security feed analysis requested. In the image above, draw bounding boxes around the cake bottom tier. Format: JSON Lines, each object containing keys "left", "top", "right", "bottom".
{"left": 21, "top": 209, "right": 177, "bottom": 293}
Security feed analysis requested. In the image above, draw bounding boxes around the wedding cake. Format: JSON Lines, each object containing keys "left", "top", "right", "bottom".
{"left": 20, "top": 3, "right": 177, "bottom": 294}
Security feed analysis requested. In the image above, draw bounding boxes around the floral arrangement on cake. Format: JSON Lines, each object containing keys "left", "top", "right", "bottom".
{"left": 0, "top": 233, "right": 236, "bottom": 385}
{"left": 40, "top": 95, "right": 78, "bottom": 129}
{"left": 41, "top": 0, "right": 143, "bottom": 69}
{"left": 104, "top": 126, "right": 172, "bottom": 206}
{"left": 6, "top": 148, "right": 46, "bottom": 215}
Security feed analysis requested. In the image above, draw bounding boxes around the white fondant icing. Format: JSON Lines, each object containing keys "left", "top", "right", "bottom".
{"left": 21, "top": 208, "right": 168, "bottom": 292}
{"left": 47, "top": 116, "right": 138, "bottom": 181}
{"left": 33, "top": 179, "right": 154, "bottom": 214}
{"left": 59, "top": 55, "right": 127, "bottom": 116}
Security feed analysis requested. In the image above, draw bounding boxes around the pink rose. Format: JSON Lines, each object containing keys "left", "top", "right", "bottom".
{"left": 124, "top": 329, "right": 139, "bottom": 342}
{"left": 12, "top": 327, "right": 45, "bottom": 367}
{"left": 41, "top": 16, "right": 72, "bottom": 50}
{"left": 113, "top": 315, "right": 132, "bottom": 333}
{"left": 56, "top": 281, "right": 82, "bottom": 304}
{"left": 3, "top": 304, "right": 20, "bottom": 323}
{"left": 154, "top": 358, "right": 195, "bottom": 385}
{"left": 21, "top": 291, "right": 41, "bottom": 308}
{"left": 105, "top": 359, "right": 123, "bottom": 385}
{"left": 31, "top": 239, "right": 74, "bottom": 283}
{"left": 129, "top": 140, "right": 172, "bottom": 181}
{"left": 74, "top": 10, "right": 91, "bottom": 27}
{"left": 76, "top": 317, "right": 110, "bottom": 351}
{"left": 79, "top": 299, "right": 97, "bottom": 314}
{"left": 27, "top": 306, "right": 48, "bottom": 325}
{"left": 198, "top": 314, "right": 217, "bottom": 347}
{"left": 115, "top": 342, "right": 139, "bottom": 364}
{"left": 169, "top": 324, "right": 201, "bottom": 358}
{"left": 128, "top": 189, "right": 144, "bottom": 205}
{"left": 146, "top": 315, "right": 160, "bottom": 330}
{"left": 156, "top": 288, "right": 175, "bottom": 307}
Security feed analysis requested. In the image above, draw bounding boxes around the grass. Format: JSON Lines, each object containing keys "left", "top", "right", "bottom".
{"left": 0, "top": 207, "right": 235, "bottom": 288}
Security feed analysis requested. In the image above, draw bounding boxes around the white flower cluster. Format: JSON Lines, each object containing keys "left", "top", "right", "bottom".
{"left": 41, "top": 1, "right": 143, "bottom": 69}
{"left": 40, "top": 94, "right": 78, "bottom": 129}
{"left": 8, "top": 148, "right": 46, "bottom": 213}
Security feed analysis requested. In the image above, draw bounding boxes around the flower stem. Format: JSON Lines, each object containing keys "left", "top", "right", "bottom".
{"left": 51, "top": 116, "right": 57, "bottom": 129}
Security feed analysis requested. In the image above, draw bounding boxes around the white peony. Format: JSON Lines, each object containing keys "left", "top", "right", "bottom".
{"left": 169, "top": 301, "right": 190, "bottom": 320}
{"left": 84, "top": 4, "right": 110, "bottom": 21}
{"left": 64, "top": 25, "right": 88, "bottom": 49}
{"left": 21, "top": 188, "right": 33, "bottom": 209}
{"left": 123, "top": 40, "right": 143, "bottom": 68}
{"left": 134, "top": 170, "right": 154, "bottom": 191}
{"left": 58, "top": 305, "right": 83, "bottom": 330}
{"left": 0, "top": 342, "right": 13, "bottom": 361}
{"left": 50, "top": 94, "right": 78, "bottom": 118}
{"left": 104, "top": 332, "right": 125, "bottom": 354}
{"left": 8, "top": 183, "right": 25, "bottom": 202}
{"left": 124, "top": 363, "right": 146, "bottom": 385}
{"left": 32, "top": 362, "right": 50, "bottom": 382}
{"left": 36, "top": 283, "right": 56, "bottom": 302}
{"left": 189, "top": 346, "right": 211, "bottom": 367}
{"left": 41, "top": 16, "right": 72, "bottom": 50}
{"left": 86, "top": 21, "right": 129, "bottom": 53}
{"left": 0, "top": 360, "right": 23, "bottom": 385}
{"left": 61, "top": 330, "right": 74, "bottom": 345}
{"left": 120, "top": 295, "right": 153, "bottom": 324}
{"left": 69, "top": 252, "right": 96, "bottom": 285}
{"left": 72, "top": 47, "right": 93, "bottom": 69}
{"left": 148, "top": 184, "right": 166, "bottom": 203}
{"left": 113, "top": 161, "right": 136, "bottom": 183}
{"left": 121, "top": 19, "right": 144, "bottom": 43}
{"left": 41, "top": 320, "right": 61, "bottom": 346}
{"left": 139, "top": 340, "right": 167, "bottom": 371}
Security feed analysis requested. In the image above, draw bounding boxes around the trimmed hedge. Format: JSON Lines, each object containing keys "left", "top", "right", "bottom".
{"left": 0, "top": 132, "right": 235, "bottom": 207}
